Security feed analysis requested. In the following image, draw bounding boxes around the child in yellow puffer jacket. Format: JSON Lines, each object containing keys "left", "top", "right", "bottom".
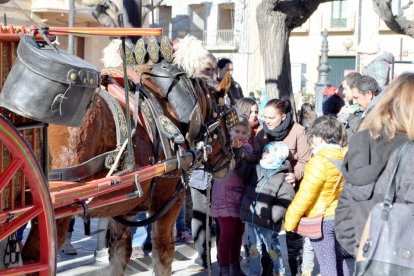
{"left": 284, "top": 116, "right": 350, "bottom": 276}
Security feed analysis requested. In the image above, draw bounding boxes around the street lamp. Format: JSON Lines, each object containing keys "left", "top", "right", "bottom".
{"left": 315, "top": 29, "right": 331, "bottom": 116}
{"left": 343, "top": 38, "right": 354, "bottom": 52}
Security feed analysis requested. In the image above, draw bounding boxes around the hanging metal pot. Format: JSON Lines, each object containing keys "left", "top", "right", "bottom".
{"left": 0, "top": 34, "right": 100, "bottom": 126}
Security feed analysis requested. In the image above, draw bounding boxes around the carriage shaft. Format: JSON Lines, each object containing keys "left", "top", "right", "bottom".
{"left": 50, "top": 150, "right": 199, "bottom": 210}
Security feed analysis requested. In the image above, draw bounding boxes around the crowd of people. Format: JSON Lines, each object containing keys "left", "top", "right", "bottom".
{"left": 58, "top": 38, "right": 413, "bottom": 276}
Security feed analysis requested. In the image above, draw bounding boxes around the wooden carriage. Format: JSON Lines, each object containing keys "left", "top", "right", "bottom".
{"left": 0, "top": 25, "right": 234, "bottom": 275}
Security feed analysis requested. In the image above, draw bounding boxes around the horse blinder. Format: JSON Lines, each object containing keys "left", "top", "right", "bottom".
{"left": 201, "top": 105, "right": 238, "bottom": 175}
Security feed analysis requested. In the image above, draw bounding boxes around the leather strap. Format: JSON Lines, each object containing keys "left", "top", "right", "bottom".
{"left": 49, "top": 149, "right": 119, "bottom": 181}
{"left": 98, "top": 88, "right": 129, "bottom": 147}
{"left": 136, "top": 84, "right": 173, "bottom": 159}
{"left": 49, "top": 90, "right": 130, "bottom": 181}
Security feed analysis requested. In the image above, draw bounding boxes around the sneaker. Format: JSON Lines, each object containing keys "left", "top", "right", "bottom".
{"left": 175, "top": 231, "right": 193, "bottom": 243}
{"left": 61, "top": 239, "right": 77, "bottom": 255}
{"left": 130, "top": 246, "right": 145, "bottom": 259}
{"left": 95, "top": 248, "right": 109, "bottom": 263}
{"left": 186, "top": 263, "right": 207, "bottom": 272}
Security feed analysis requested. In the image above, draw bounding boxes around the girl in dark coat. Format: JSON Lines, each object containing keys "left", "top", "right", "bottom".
{"left": 236, "top": 142, "right": 295, "bottom": 276}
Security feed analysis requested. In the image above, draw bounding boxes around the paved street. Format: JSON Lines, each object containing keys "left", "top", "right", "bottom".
{"left": 21, "top": 217, "right": 354, "bottom": 275}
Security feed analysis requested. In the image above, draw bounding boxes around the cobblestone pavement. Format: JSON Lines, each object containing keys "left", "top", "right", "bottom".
{"left": 21, "top": 217, "right": 354, "bottom": 275}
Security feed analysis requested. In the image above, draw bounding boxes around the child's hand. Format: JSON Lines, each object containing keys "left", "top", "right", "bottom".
{"left": 285, "top": 173, "right": 296, "bottom": 186}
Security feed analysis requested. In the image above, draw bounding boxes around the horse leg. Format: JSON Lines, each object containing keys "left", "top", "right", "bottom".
{"left": 151, "top": 182, "right": 184, "bottom": 276}
{"left": 107, "top": 217, "right": 132, "bottom": 276}
{"left": 22, "top": 216, "right": 71, "bottom": 264}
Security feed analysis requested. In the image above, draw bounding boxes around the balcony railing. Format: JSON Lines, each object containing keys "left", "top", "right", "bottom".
{"left": 166, "top": 29, "right": 237, "bottom": 49}
{"left": 203, "top": 29, "right": 237, "bottom": 47}
{"left": 322, "top": 15, "right": 355, "bottom": 31}
{"left": 164, "top": 30, "right": 238, "bottom": 49}
{"left": 331, "top": 18, "right": 347, "bottom": 28}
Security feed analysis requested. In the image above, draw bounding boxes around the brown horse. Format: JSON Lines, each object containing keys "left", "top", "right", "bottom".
{"left": 21, "top": 38, "right": 235, "bottom": 275}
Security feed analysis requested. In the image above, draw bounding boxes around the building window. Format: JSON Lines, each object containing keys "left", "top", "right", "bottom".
{"left": 392, "top": 0, "right": 410, "bottom": 18}
{"left": 331, "top": 0, "right": 347, "bottom": 28}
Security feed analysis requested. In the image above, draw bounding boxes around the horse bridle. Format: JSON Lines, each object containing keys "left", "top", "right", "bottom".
{"left": 112, "top": 65, "right": 238, "bottom": 227}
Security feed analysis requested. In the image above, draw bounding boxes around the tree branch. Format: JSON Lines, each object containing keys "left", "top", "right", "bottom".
{"left": 373, "top": 0, "right": 414, "bottom": 37}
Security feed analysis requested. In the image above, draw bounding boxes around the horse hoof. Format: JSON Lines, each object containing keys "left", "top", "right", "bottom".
{"left": 147, "top": 36, "right": 160, "bottom": 63}
{"left": 134, "top": 38, "right": 147, "bottom": 65}
{"left": 160, "top": 36, "right": 173, "bottom": 63}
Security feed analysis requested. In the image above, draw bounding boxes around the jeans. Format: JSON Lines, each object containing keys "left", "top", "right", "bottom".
{"left": 175, "top": 193, "right": 187, "bottom": 234}
{"left": 68, "top": 217, "right": 75, "bottom": 232}
{"left": 131, "top": 212, "right": 151, "bottom": 248}
{"left": 247, "top": 225, "right": 285, "bottom": 275}
{"left": 191, "top": 187, "right": 212, "bottom": 267}
{"left": 302, "top": 236, "right": 315, "bottom": 272}
{"left": 16, "top": 224, "right": 27, "bottom": 242}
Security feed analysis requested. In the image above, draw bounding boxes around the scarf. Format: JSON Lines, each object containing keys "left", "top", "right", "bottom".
{"left": 263, "top": 112, "right": 294, "bottom": 141}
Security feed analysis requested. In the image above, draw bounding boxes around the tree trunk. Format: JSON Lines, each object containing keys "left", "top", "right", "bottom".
{"left": 257, "top": 2, "right": 292, "bottom": 102}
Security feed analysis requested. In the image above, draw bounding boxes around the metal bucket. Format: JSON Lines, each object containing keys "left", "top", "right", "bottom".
{"left": 0, "top": 35, "right": 100, "bottom": 126}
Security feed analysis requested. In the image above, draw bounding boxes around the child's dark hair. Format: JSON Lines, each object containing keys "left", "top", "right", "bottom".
{"left": 307, "top": 115, "right": 347, "bottom": 147}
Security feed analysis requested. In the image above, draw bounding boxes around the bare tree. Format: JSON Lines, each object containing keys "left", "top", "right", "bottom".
{"left": 373, "top": 0, "right": 414, "bottom": 37}
{"left": 257, "top": 0, "right": 335, "bottom": 104}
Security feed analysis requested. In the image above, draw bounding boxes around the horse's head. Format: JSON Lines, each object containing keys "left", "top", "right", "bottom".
{"left": 168, "top": 36, "right": 237, "bottom": 178}
{"left": 100, "top": 35, "right": 237, "bottom": 178}
{"left": 143, "top": 61, "right": 237, "bottom": 179}
{"left": 195, "top": 74, "right": 238, "bottom": 179}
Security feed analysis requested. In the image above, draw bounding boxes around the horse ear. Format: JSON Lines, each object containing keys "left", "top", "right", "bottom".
{"left": 215, "top": 71, "right": 232, "bottom": 97}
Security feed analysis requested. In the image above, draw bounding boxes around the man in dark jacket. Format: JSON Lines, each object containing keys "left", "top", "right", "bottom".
{"left": 345, "top": 76, "right": 381, "bottom": 141}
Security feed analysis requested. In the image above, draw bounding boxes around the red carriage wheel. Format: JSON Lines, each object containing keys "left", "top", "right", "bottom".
{"left": 0, "top": 115, "right": 56, "bottom": 275}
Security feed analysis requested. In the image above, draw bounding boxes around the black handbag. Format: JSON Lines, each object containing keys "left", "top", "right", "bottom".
{"left": 355, "top": 141, "right": 414, "bottom": 275}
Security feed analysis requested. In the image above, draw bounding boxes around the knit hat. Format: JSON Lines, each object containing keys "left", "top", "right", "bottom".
{"left": 260, "top": 141, "right": 289, "bottom": 170}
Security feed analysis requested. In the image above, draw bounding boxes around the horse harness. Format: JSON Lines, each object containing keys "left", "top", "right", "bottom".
{"left": 48, "top": 58, "right": 236, "bottom": 228}
{"left": 48, "top": 88, "right": 129, "bottom": 182}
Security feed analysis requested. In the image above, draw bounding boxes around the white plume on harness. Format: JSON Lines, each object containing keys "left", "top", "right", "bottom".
{"left": 172, "top": 35, "right": 210, "bottom": 78}
{"left": 101, "top": 35, "right": 210, "bottom": 79}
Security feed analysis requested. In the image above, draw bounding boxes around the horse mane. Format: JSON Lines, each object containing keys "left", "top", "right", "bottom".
{"left": 101, "top": 39, "right": 123, "bottom": 68}
{"left": 101, "top": 35, "right": 210, "bottom": 77}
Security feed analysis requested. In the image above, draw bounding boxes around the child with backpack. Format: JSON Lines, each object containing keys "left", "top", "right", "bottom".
{"left": 237, "top": 141, "right": 295, "bottom": 276}
{"left": 284, "top": 116, "right": 349, "bottom": 276}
